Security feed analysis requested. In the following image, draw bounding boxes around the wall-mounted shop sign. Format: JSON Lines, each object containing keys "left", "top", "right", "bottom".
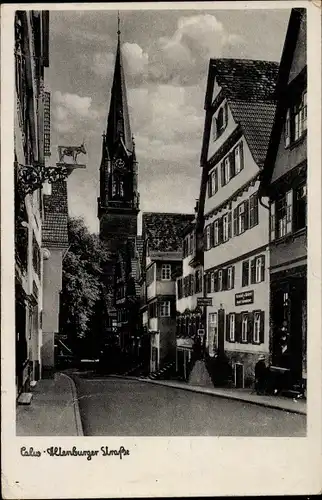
{"left": 197, "top": 297, "right": 213, "bottom": 307}
{"left": 235, "top": 290, "right": 254, "bottom": 306}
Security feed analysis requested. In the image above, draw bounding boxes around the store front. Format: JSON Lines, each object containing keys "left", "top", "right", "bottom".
{"left": 270, "top": 266, "right": 307, "bottom": 386}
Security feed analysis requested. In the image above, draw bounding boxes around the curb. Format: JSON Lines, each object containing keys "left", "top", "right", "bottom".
{"left": 60, "top": 372, "right": 84, "bottom": 436}
{"left": 108, "top": 374, "right": 307, "bottom": 416}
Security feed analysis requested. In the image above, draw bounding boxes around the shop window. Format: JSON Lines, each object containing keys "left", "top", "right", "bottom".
{"left": 161, "top": 263, "right": 171, "bottom": 280}
{"left": 159, "top": 301, "right": 170, "bottom": 317}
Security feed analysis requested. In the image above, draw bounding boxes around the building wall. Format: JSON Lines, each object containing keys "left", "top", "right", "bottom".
{"left": 205, "top": 137, "right": 260, "bottom": 215}
{"left": 204, "top": 181, "right": 269, "bottom": 270}
{"left": 42, "top": 248, "right": 64, "bottom": 373}
{"left": 270, "top": 232, "right": 307, "bottom": 271}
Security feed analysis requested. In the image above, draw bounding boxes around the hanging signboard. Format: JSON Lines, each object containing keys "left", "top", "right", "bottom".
{"left": 235, "top": 290, "right": 254, "bottom": 306}
{"left": 197, "top": 297, "right": 213, "bottom": 307}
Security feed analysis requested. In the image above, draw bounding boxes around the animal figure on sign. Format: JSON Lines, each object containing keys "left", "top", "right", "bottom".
{"left": 58, "top": 141, "right": 86, "bottom": 164}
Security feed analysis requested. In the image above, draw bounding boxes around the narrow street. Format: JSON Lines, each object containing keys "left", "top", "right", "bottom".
{"left": 74, "top": 375, "right": 306, "bottom": 437}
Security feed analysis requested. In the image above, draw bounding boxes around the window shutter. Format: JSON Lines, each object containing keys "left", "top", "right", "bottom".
{"left": 218, "top": 217, "right": 223, "bottom": 244}
{"left": 215, "top": 168, "right": 219, "bottom": 193}
{"left": 235, "top": 313, "right": 241, "bottom": 343}
{"left": 244, "top": 199, "right": 249, "bottom": 230}
{"left": 223, "top": 268, "right": 228, "bottom": 290}
{"left": 247, "top": 312, "right": 253, "bottom": 343}
{"left": 250, "top": 259, "right": 256, "bottom": 284}
{"left": 242, "top": 260, "right": 249, "bottom": 287}
{"left": 221, "top": 162, "right": 225, "bottom": 186}
{"left": 228, "top": 211, "right": 232, "bottom": 239}
{"left": 210, "top": 223, "right": 214, "bottom": 248}
{"left": 259, "top": 311, "right": 265, "bottom": 344}
{"left": 232, "top": 265, "right": 235, "bottom": 289}
{"left": 170, "top": 300, "right": 176, "bottom": 317}
{"left": 270, "top": 201, "right": 276, "bottom": 241}
{"left": 233, "top": 208, "right": 238, "bottom": 236}
{"left": 239, "top": 142, "right": 244, "bottom": 171}
{"left": 249, "top": 195, "right": 254, "bottom": 227}
{"left": 253, "top": 194, "right": 259, "bottom": 226}
{"left": 260, "top": 255, "right": 265, "bottom": 282}
{"left": 229, "top": 151, "right": 236, "bottom": 178}
{"left": 214, "top": 271, "right": 218, "bottom": 292}
{"left": 225, "top": 314, "right": 230, "bottom": 341}
{"left": 207, "top": 274, "right": 211, "bottom": 294}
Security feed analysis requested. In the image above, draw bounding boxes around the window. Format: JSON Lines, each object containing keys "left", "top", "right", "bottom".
{"left": 238, "top": 203, "right": 245, "bottom": 234}
{"left": 215, "top": 102, "right": 228, "bottom": 140}
{"left": 234, "top": 142, "right": 244, "bottom": 174}
{"left": 208, "top": 312, "right": 218, "bottom": 354}
{"left": 249, "top": 194, "right": 259, "bottom": 228}
{"left": 241, "top": 313, "right": 248, "bottom": 342}
{"left": 294, "top": 183, "right": 307, "bottom": 231}
{"left": 253, "top": 312, "right": 261, "bottom": 343}
{"left": 255, "top": 256, "right": 265, "bottom": 283}
{"left": 218, "top": 270, "right": 223, "bottom": 291}
{"left": 195, "top": 270, "right": 203, "bottom": 293}
{"left": 161, "top": 263, "right": 171, "bottom": 280}
{"left": 205, "top": 225, "right": 211, "bottom": 251}
{"left": 212, "top": 220, "right": 219, "bottom": 246}
{"left": 275, "top": 190, "right": 293, "bottom": 238}
{"left": 227, "top": 266, "right": 234, "bottom": 290}
{"left": 285, "top": 109, "right": 290, "bottom": 147}
{"left": 270, "top": 201, "right": 276, "bottom": 241}
{"left": 242, "top": 260, "right": 249, "bottom": 287}
{"left": 223, "top": 214, "right": 229, "bottom": 242}
{"left": 160, "top": 301, "right": 170, "bottom": 317}
{"left": 229, "top": 313, "right": 235, "bottom": 342}
{"left": 224, "top": 157, "right": 230, "bottom": 184}
{"left": 190, "top": 232, "right": 195, "bottom": 254}
{"left": 209, "top": 168, "right": 218, "bottom": 197}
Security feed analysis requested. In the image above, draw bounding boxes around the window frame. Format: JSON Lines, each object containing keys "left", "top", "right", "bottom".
{"left": 253, "top": 311, "right": 261, "bottom": 343}
{"left": 229, "top": 313, "right": 235, "bottom": 342}
{"left": 218, "top": 270, "right": 223, "bottom": 291}
{"left": 161, "top": 263, "right": 172, "bottom": 281}
{"left": 223, "top": 213, "right": 229, "bottom": 242}
{"left": 241, "top": 313, "right": 248, "bottom": 343}
{"left": 159, "top": 301, "right": 171, "bottom": 317}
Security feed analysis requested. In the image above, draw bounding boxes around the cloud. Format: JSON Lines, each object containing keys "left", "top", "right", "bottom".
{"left": 92, "top": 52, "right": 115, "bottom": 78}
{"left": 122, "top": 43, "right": 149, "bottom": 76}
{"left": 52, "top": 90, "right": 102, "bottom": 135}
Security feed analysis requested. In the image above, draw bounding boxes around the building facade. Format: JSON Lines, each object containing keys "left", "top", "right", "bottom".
{"left": 199, "top": 58, "right": 279, "bottom": 387}
{"left": 97, "top": 27, "right": 141, "bottom": 360}
{"left": 175, "top": 208, "right": 204, "bottom": 380}
{"left": 14, "top": 11, "right": 50, "bottom": 397}
{"left": 259, "top": 9, "right": 307, "bottom": 390}
{"left": 140, "top": 213, "right": 194, "bottom": 373}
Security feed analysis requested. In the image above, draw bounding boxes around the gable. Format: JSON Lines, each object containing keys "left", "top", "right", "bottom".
{"left": 210, "top": 77, "right": 222, "bottom": 105}
{"left": 288, "top": 11, "right": 306, "bottom": 84}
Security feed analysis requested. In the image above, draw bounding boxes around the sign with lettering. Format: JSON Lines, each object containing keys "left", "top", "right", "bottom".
{"left": 235, "top": 290, "right": 254, "bottom": 306}
{"left": 197, "top": 297, "right": 213, "bottom": 307}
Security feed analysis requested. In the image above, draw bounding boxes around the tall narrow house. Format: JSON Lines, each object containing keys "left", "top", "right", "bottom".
{"left": 198, "top": 58, "right": 279, "bottom": 388}
{"left": 97, "top": 25, "right": 140, "bottom": 352}
{"left": 259, "top": 9, "right": 307, "bottom": 391}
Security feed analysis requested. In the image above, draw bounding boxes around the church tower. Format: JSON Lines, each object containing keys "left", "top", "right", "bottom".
{"left": 98, "top": 17, "right": 140, "bottom": 345}
{"left": 98, "top": 19, "right": 139, "bottom": 251}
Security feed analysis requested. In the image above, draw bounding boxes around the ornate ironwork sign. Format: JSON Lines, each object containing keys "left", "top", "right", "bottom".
{"left": 17, "top": 163, "right": 69, "bottom": 196}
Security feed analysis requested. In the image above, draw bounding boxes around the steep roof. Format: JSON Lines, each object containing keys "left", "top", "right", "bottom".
{"left": 205, "top": 58, "right": 279, "bottom": 167}
{"left": 106, "top": 33, "right": 133, "bottom": 157}
{"left": 259, "top": 9, "right": 306, "bottom": 195}
{"left": 142, "top": 212, "right": 194, "bottom": 253}
{"left": 42, "top": 181, "right": 69, "bottom": 248}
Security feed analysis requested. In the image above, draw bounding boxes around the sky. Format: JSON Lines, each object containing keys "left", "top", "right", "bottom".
{"left": 48, "top": 7, "right": 291, "bottom": 234}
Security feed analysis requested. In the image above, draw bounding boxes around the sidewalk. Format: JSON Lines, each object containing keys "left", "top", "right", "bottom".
{"left": 112, "top": 375, "right": 307, "bottom": 415}
{"left": 16, "top": 372, "right": 83, "bottom": 436}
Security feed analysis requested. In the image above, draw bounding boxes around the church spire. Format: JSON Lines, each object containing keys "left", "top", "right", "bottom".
{"left": 106, "top": 12, "right": 133, "bottom": 157}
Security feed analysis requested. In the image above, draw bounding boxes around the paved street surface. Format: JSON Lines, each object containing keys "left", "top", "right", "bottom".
{"left": 74, "top": 376, "right": 306, "bottom": 437}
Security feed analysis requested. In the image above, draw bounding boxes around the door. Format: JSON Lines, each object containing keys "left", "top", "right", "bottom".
{"left": 235, "top": 363, "right": 244, "bottom": 388}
